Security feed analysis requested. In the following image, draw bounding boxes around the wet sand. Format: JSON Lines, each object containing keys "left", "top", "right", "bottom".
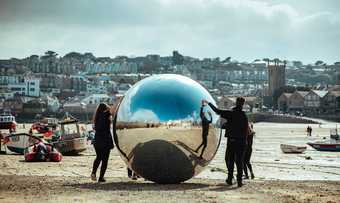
{"left": 202, "top": 122, "right": 340, "bottom": 181}
{"left": 0, "top": 122, "right": 340, "bottom": 202}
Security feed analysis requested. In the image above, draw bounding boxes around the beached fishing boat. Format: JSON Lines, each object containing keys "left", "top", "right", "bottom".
{"left": 31, "top": 117, "right": 58, "bottom": 134}
{"left": 0, "top": 111, "right": 17, "bottom": 132}
{"left": 307, "top": 128, "right": 340, "bottom": 152}
{"left": 41, "top": 117, "right": 58, "bottom": 129}
{"left": 51, "top": 115, "right": 87, "bottom": 155}
{"left": 3, "top": 133, "right": 43, "bottom": 154}
{"left": 24, "top": 142, "right": 62, "bottom": 162}
{"left": 31, "top": 122, "right": 51, "bottom": 134}
{"left": 280, "top": 144, "right": 307, "bottom": 153}
{"left": 307, "top": 142, "right": 340, "bottom": 152}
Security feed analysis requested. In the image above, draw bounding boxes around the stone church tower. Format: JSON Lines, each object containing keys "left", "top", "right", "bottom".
{"left": 268, "top": 61, "right": 286, "bottom": 96}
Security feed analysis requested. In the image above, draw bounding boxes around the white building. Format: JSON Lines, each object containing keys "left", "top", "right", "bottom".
{"left": 0, "top": 92, "right": 14, "bottom": 100}
{"left": 117, "top": 83, "right": 132, "bottom": 94}
{"left": 0, "top": 75, "right": 21, "bottom": 85}
{"left": 41, "top": 88, "right": 61, "bottom": 97}
{"left": 63, "top": 94, "right": 115, "bottom": 114}
{"left": 85, "top": 62, "right": 138, "bottom": 74}
{"left": 8, "top": 77, "right": 40, "bottom": 97}
{"left": 86, "top": 83, "right": 108, "bottom": 94}
{"left": 82, "top": 94, "right": 115, "bottom": 105}
{"left": 42, "top": 96, "right": 60, "bottom": 113}
{"left": 304, "top": 90, "right": 328, "bottom": 108}
{"left": 0, "top": 86, "right": 15, "bottom": 100}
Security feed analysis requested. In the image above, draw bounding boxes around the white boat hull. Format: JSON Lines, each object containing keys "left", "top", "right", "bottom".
{"left": 280, "top": 144, "right": 307, "bottom": 154}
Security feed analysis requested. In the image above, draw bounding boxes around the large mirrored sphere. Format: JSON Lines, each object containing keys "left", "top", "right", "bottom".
{"left": 114, "top": 74, "right": 220, "bottom": 184}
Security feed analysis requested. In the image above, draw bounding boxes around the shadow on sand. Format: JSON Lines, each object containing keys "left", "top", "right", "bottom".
{"left": 66, "top": 180, "right": 239, "bottom": 192}
{"left": 66, "top": 181, "right": 210, "bottom": 191}
{"left": 208, "top": 183, "right": 241, "bottom": 192}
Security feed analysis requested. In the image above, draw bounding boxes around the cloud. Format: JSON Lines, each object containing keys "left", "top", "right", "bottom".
{"left": 130, "top": 109, "right": 159, "bottom": 122}
{"left": 0, "top": 0, "right": 339, "bottom": 63}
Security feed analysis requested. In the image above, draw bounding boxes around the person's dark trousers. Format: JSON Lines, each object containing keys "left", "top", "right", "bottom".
{"left": 199, "top": 135, "right": 208, "bottom": 157}
{"left": 225, "top": 138, "right": 246, "bottom": 185}
{"left": 127, "top": 168, "right": 132, "bottom": 178}
{"left": 195, "top": 124, "right": 209, "bottom": 156}
{"left": 243, "top": 147, "right": 253, "bottom": 178}
{"left": 92, "top": 146, "right": 111, "bottom": 180}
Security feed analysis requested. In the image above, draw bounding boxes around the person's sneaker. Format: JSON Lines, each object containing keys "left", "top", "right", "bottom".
{"left": 251, "top": 174, "right": 255, "bottom": 179}
{"left": 91, "top": 173, "right": 96, "bottom": 181}
{"left": 237, "top": 180, "right": 243, "bottom": 187}
{"left": 131, "top": 175, "right": 137, "bottom": 180}
{"left": 226, "top": 178, "right": 232, "bottom": 185}
{"left": 244, "top": 175, "right": 249, "bottom": 179}
{"left": 98, "top": 178, "right": 106, "bottom": 182}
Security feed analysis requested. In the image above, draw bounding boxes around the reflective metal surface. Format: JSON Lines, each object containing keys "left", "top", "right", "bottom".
{"left": 114, "top": 74, "right": 220, "bottom": 183}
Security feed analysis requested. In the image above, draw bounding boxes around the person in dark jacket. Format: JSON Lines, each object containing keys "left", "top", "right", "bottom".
{"left": 195, "top": 101, "right": 212, "bottom": 158}
{"left": 203, "top": 97, "right": 248, "bottom": 187}
{"left": 91, "top": 103, "right": 114, "bottom": 182}
{"left": 244, "top": 123, "right": 255, "bottom": 179}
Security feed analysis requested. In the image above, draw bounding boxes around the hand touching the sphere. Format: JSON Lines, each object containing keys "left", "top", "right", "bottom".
{"left": 201, "top": 99, "right": 209, "bottom": 106}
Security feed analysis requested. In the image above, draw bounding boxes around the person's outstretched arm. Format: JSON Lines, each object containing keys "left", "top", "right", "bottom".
{"left": 207, "top": 102, "right": 222, "bottom": 114}
{"left": 204, "top": 101, "right": 231, "bottom": 120}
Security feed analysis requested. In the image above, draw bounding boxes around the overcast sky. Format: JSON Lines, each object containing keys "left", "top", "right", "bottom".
{"left": 0, "top": 0, "right": 339, "bottom": 64}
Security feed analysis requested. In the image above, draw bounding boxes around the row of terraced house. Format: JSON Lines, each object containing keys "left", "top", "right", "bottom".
{"left": 277, "top": 86, "right": 340, "bottom": 115}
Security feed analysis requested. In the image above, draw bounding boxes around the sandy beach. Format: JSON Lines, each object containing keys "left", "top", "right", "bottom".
{"left": 0, "top": 121, "right": 340, "bottom": 202}
{"left": 1, "top": 175, "right": 339, "bottom": 203}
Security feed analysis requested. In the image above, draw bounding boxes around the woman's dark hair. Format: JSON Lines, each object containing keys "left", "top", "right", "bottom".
{"left": 236, "top": 97, "right": 245, "bottom": 107}
{"left": 93, "top": 103, "right": 110, "bottom": 126}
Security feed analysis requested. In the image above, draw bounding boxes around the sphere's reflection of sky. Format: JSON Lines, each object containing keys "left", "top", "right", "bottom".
{"left": 118, "top": 74, "right": 217, "bottom": 123}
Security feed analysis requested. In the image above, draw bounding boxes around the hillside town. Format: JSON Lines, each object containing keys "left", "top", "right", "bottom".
{"left": 0, "top": 50, "right": 339, "bottom": 121}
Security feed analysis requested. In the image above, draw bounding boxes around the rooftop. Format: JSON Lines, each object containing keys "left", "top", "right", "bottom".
{"left": 312, "top": 90, "right": 328, "bottom": 98}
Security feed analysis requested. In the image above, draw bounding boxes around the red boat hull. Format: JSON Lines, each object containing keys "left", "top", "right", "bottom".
{"left": 24, "top": 144, "right": 62, "bottom": 162}
{"left": 307, "top": 142, "right": 340, "bottom": 152}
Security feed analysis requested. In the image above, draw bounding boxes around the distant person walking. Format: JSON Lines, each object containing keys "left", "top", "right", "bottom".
{"left": 195, "top": 100, "right": 213, "bottom": 159}
{"left": 244, "top": 123, "right": 255, "bottom": 179}
{"left": 91, "top": 103, "right": 114, "bottom": 182}
{"left": 306, "top": 126, "right": 312, "bottom": 136}
{"left": 203, "top": 97, "right": 248, "bottom": 187}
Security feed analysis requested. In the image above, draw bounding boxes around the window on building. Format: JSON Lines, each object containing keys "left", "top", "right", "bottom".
{"left": 11, "top": 87, "right": 22, "bottom": 91}
{"left": 30, "top": 88, "right": 35, "bottom": 91}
